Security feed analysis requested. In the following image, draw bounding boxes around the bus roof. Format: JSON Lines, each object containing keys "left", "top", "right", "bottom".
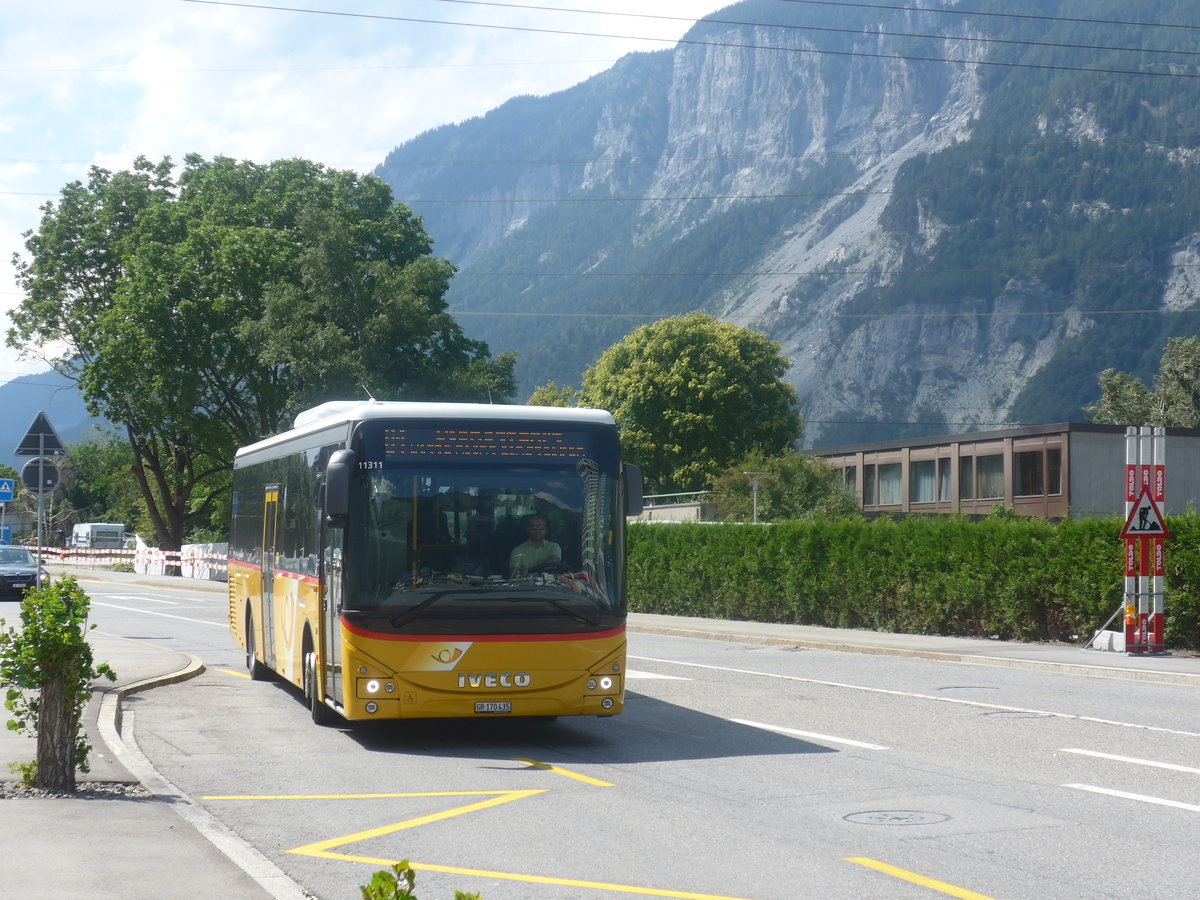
{"left": 236, "top": 400, "right": 617, "bottom": 461}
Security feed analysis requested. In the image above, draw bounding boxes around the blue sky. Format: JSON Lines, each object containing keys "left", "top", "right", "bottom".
{"left": 1, "top": 0, "right": 723, "bottom": 386}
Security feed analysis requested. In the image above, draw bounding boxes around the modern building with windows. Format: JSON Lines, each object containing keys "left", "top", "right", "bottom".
{"left": 814, "top": 423, "right": 1200, "bottom": 520}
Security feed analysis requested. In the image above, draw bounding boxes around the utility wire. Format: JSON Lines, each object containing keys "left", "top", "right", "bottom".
{"left": 182, "top": 0, "right": 1200, "bottom": 80}
{"left": 448, "top": 307, "right": 1200, "bottom": 321}
{"left": 433, "top": 0, "right": 1200, "bottom": 60}
{"left": 405, "top": 174, "right": 1200, "bottom": 203}
{"left": 775, "top": 0, "right": 1200, "bottom": 33}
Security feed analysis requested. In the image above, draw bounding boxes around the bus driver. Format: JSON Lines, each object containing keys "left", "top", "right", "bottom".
{"left": 509, "top": 514, "right": 562, "bottom": 574}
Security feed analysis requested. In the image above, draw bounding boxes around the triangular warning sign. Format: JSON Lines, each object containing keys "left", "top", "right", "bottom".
{"left": 14, "top": 411, "right": 66, "bottom": 457}
{"left": 1120, "top": 486, "right": 1171, "bottom": 540}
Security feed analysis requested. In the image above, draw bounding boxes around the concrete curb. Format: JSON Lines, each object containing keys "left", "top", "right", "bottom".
{"left": 96, "top": 648, "right": 310, "bottom": 900}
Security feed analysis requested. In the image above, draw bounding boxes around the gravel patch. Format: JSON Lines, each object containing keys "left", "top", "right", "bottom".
{"left": 0, "top": 780, "right": 152, "bottom": 800}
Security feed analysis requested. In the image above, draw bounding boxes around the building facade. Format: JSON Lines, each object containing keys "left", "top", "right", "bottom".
{"left": 815, "top": 423, "right": 1200, "bottom": 520}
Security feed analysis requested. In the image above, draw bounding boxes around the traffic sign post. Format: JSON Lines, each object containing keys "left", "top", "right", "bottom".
{"left": 1121, "top": 427, "right": 1168, "bottom": 654}
{"left": 0, "top": 478, "right": 12, "bottom": 546}
{"left": 13, "top": 411, "right": 66, "bottom": 583}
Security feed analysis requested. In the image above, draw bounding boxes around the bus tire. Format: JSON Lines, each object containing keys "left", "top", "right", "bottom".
{"left": 245, "top": 610, "right": 270, "bottom": 681}
{"left": 306, "top": 651, "right": 337, "bottom": 727}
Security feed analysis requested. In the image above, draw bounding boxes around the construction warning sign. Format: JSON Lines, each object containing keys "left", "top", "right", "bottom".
{"left": 1120, "top": 486, "right": 1171, "bottom": 541}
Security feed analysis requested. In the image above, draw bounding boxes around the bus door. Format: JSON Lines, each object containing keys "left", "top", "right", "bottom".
{"left": 261, "top": 485, "right": 281, "bottom": 670}
{"left": 320, "top": 525, "right": 344, "bottom": 706}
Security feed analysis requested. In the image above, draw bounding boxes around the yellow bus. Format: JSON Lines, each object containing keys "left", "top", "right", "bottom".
{"left": 228, "top": 401, "right": 642, "bottom": 725}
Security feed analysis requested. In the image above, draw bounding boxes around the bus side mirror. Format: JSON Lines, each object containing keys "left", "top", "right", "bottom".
{"left": 624, "top": 464, "right": 643, "bottom": 517}
{"left": 325, "top": 449, "right": 357, "bottom": 527}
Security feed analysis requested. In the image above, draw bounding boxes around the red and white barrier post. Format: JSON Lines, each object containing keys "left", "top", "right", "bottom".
{"left": 1121, "top": 426, "right": 1168, "bottom": 655}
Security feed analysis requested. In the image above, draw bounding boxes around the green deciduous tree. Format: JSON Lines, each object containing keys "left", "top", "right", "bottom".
{"left": 574, "top": 312, "right": 802, "bottom": 493}
{"left": 61, "top": 438, "right": 144, "bottom": 533}
{"left": 1086, "top": 336, "right": 1200, "bottom": 427}
{"left": 710, "top": 450, "right": 857, "bottom": 522}
{"left": 10, "top": 155, "right": 514, "bottom": 552}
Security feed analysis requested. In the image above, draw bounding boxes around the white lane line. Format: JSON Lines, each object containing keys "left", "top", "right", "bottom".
{"left": 93, "top": 601, "right": 228, "bottom": 629}
{"left": 1065, "top": 784, "right": 1200, "bottom": 813}
{"left": 625, "top": 669, "right": 689, "bottom": 680}
{"left": 106, "top": 593, "right": 179, "bottom": 606}
{"left": 1060, "top": 748, "right": 1200, "bottom": 776}
{"left": 628, "top": 655, "right": 1200, "bottom": 739}
{"left": 732, "top": 719, "right": 889, "bottom": 750}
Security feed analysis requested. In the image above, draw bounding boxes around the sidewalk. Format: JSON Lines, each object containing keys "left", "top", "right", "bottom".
{"left": 3, "top": 572, "right": 1200, "bottom": 900}
{"left": 0, "top": 622, "right": 303, "bottom": 900}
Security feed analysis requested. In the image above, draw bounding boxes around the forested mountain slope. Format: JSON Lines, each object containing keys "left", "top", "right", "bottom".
{"left": 375, "top": 0, "right": 1200, "bottom": 446}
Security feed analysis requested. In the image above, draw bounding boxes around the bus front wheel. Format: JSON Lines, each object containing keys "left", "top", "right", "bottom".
{"left": 245, "top": 610, "right": 270, "bottom": 681}
{"left": 305, "top": 651, "right": 338, "bottom": 727}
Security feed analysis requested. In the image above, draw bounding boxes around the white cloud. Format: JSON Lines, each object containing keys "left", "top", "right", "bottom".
{"left": 0, "top": 0, "right": 723, "bottom": 384}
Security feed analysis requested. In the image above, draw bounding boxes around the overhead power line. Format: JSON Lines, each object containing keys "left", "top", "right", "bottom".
{"left": 433, "top": 0, "right": 1200, "bottom": 60}
{"left": 776, "top": 0, "right": 1200, "bottom": 33}
{"left": 183, "top": 0, "right": 1200, "bottom": 80}
{"left": 405, "top": 174, "right": 1200, "bottom": 204}
{"left": 447, "top": 307, "right": 1200, "bottom": 322}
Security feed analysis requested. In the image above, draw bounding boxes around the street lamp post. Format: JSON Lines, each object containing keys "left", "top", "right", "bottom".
{"left": 743, "top": 471, "right": 767, "bottom": 524}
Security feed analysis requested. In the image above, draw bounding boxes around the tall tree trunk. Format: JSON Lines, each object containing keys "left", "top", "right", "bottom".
{"left": 35, "top": 675, "right": 76, "bottom": 792}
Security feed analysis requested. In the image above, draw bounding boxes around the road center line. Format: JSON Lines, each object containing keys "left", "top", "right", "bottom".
{"left": 731, "top": 719, "right": 889, "bottom": 750}
{"left": 1064, "top": 783, "right": 1200, "bottom": 812}
{"left": 629, "top": 655, "right": 1200, "bottom": 738}
{"left": 1061, "top": 748, "right": 1200, "bottom": 775}
{"left": 107, "top": 593, "right": 179, "bottom": 606}
{"left": 92, "top": 601, "right": 227, "bottom": 629}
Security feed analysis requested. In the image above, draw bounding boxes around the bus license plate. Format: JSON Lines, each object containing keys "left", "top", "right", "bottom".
{"left": 475, "top": 701, "right": 512, "bottom": 714}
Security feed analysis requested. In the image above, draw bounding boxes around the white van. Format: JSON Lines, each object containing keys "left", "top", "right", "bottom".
{"left": 71, "top": 522, "right": 126, "bottom": 550}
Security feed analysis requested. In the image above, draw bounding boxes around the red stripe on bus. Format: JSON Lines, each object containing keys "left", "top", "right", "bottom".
{"left": 341, "top": 619, "right": 625, "bottom": 643}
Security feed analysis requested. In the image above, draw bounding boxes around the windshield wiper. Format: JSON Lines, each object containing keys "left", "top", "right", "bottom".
{"left": 511, "top": 596, "right": 602, "bottom": 627}
{"left": 388, "top": 591, "right": 456, "bottom": 628}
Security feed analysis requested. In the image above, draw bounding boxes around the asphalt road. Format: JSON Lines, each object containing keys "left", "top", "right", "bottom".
{"left": 77, "top": 571, "right": 1200, "bottom": 900}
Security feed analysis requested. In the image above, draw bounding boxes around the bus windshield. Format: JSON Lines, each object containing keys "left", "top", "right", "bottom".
{"left": 343, "top": 421, "right": 624, "bottom": 635}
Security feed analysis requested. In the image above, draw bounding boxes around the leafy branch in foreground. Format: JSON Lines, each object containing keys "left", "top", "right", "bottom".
{"left": 0, "top": 576, "right": 115, "bottom": 791}
{"left": 360, "top": 860, "right": 481, "bottom": 900}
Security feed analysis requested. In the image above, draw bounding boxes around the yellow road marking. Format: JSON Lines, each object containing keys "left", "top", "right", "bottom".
{"left": 212, "top": 788, "right": 763, "bottom": 898}
{"left": 285, "top": 790, "right": 545, "bottom": 857}
{"left": 513, "top": 757, "right": 614, "bottom": 786}
{"left": 324, "top": 856, "right": 765, "bottom": 900}
{"left": 846, "top": 858, "right": 996, "bottom": 899}
{"left": 204, "top": 790, "right": 532, "bottom": 801}
{"left": 219, "top": 668, "right": 250, "bottom": 679}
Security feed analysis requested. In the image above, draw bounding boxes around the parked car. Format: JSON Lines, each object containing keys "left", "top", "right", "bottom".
{"left": 0, "top": 547, "right": 46, "bottom": 598}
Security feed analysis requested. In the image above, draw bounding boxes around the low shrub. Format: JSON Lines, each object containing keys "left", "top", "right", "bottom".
{"left": 627, "top": 515, "right": 1200, "bottom": 649}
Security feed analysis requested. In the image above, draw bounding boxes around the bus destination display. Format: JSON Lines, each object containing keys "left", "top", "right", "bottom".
{"left": 381, "top": 427, "right": 591, "bottom": 463}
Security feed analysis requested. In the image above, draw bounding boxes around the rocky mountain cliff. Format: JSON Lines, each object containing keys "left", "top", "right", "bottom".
{"left": 376, "top": 0, "right": 1200, "bottom": 446}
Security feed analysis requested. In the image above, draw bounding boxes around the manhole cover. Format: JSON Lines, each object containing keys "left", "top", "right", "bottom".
{"left": 845, "top": 810, "right": 950, "bottom": 826}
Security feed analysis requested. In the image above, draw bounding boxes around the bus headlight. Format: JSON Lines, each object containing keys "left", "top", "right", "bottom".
{"left": 359, "top": 679, "right": 395, "bottom": 697}
{"left": 586, "top": 675, "right": 619, "bottom": 693}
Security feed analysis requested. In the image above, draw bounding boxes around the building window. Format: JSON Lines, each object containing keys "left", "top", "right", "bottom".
{"left": 863, "top": 465, "right": 876, "bottom": 505}
{"left": 938, "top": 458, "right": 951, "bottom": 502}
{"left": 1013, "top": 450, "right": 1044, "bottom": 497}
{"left": 845, "top": 465, "right": 857, "bottom": 501}
{"left": 959, "top": 457, "right": 974, "bottom": 500}
{"left": 1047, "top": 448, "right": 1062, "bottom": 495}
{"left": 977, "top": 455, "right": 1004, "bottom": 499}
{"left": 910, "top": 460, "right": 936, "bottom": 503}
{"left": 878, "top": 463, "right": 902, "bottom": 506}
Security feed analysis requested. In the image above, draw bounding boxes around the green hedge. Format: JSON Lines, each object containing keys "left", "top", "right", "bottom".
{"left": 627, "top": 515, "right": 1200, "bottom": 650}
